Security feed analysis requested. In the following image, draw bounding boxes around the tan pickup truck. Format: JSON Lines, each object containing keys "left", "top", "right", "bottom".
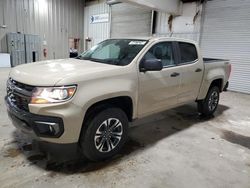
{"left": 5, "top": 37, "right": 231, "bottom": 161}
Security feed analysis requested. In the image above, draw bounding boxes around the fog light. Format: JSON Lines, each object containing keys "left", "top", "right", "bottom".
{"left": 34, "top": 121, "right": 60, "bottom": 136}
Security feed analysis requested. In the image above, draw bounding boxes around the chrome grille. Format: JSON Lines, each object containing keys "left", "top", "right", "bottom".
{"left": 6, "top": 78, "right": 34, "bottom": 111}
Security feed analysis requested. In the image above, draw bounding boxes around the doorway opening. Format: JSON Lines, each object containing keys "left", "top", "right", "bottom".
{"left": 69, "top": 38, "right": 80, "bottom": 58}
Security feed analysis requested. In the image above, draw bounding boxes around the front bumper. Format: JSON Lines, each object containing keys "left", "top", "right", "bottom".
{"left": 5, "top": 96, "right": 64, "bottom": 138}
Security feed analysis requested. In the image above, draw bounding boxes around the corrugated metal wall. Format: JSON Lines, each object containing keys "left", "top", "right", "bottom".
{"left": 84, "top": 0, "right": 110, "bottom": 49}
{"left": 200, "top": 0, "right": 250, "bottom": 94}
{"left": 0, "top": 0, "right": 85, "bottom": 60}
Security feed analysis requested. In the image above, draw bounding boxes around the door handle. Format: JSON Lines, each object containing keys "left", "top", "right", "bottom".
{"left": 170, "top": 72, "right": 180, "bottom": 77}
{"left": 195, "top": 68, "right": 202, "bottom": 72}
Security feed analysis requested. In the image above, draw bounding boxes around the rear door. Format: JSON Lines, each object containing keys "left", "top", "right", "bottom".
{"left": 138, "top": 41, "right": 181, "bottom": 117}
{"left": 175, "top": 42, "right": 204, "bottom": 103}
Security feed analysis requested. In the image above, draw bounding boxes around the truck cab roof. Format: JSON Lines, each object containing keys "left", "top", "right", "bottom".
{"left": 110, "top": 36, "right": 198, "bottom": 45}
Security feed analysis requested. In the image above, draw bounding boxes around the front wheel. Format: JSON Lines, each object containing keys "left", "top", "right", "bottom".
{"left": 198, "top": 86, "right": 220, "bottom": 117}
{"left": 79, "top": 107, "right": 128, "bottom": 161}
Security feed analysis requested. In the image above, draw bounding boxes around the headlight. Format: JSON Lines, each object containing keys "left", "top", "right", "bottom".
{"left": 31, "top": 85, "right": 77, "bottom": 104}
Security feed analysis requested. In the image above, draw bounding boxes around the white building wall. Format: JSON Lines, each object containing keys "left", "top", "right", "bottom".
{"left": 120, "top": 0, "right": 182, "bottom": 15}
{"left": 155, "top": 2, "right": 202, "bottom": 42}
{"left": 83, "top": 1, "right": 203, "bottom": 48}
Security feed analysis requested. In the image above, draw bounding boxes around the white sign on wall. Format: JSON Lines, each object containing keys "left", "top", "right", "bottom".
{"left": 90, "top": 13, "right": 109, "bottom": 24}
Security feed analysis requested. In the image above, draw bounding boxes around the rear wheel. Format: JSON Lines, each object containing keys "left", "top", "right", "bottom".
{"left": 79, "top": 107, "right": 128, "bottom": 161}
{"left": 198, "top": 86, "right": 220, "bottom": 117}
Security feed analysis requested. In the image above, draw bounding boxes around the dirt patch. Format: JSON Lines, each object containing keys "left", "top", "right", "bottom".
{"left": 45, "top": 139, "right": 144, "bottom": 174}
{"left": 176, "top": 112, "right": 199, "bottom": 120}
{"left": 119, "top": 139, "right": 144, "bottom": 155}
{"left": 171, "top": 126, "right": 182, "bottom": 132}
{"left": 28, "top": 154, "right": 46, "bottom": 161}
{"left": 221, "top": 130, "right": 250, "bottom": 149}
{"left": 48, "top": 171, "right": 57, "bottom": 178}
{"left": 4, "top": 140, "right": 19, "bottom": 147}
{"left": 4, "top": 148, "right": 21, "bottom": 158}
{"left": 22, "top": 144, "right": 33, "bottom": 151}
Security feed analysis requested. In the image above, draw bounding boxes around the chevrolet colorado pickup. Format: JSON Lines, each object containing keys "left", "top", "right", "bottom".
{"left": 5, "top": 37, "right": 231, "bottom": 161}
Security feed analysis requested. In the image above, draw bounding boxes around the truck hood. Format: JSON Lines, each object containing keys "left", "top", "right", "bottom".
{"left": 9, "top": 59, "right": 120, "bottom": 86}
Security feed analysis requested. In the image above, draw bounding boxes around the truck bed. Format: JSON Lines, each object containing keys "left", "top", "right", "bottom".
{"left": 203, "top": 58, "right": 229, "bottom": 63}
{"left": 197, "top": 57, "right": 231, "bottom": 100}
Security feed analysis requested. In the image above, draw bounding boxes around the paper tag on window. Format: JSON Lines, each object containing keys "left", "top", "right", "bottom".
{"left": 129, "top": 41, "right": 147, "bottom": 45}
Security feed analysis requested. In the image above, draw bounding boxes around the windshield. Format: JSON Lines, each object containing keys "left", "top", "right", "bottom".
{"left": 77, "top": 39, "right": 148, "bottom": 66}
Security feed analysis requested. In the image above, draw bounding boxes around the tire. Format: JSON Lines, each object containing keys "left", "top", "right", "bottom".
{"left": 79, "top": 107, "right": 128, "bottom": 161}
{"left": 198, "top": 86, "right": 220, "bottom": 117}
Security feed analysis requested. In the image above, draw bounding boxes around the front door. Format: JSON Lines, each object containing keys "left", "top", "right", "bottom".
{"left": 138, "top": 42, "right": 181, "bottom": 117}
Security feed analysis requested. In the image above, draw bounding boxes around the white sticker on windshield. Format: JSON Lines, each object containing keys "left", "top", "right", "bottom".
{"left": 129, "top": 41, "right": 147, "bottom": 45}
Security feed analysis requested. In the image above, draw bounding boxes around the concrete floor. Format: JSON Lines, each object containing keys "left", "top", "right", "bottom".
{"left": 0, "top": 68, "right": 249, "bottom": 188}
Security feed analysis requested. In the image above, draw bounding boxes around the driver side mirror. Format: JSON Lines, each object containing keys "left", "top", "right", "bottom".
{"left": 140, "top": 59, "right": 163, "bottom": 72}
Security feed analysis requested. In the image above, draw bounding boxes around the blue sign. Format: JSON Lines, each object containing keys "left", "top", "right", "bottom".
{"left": 90, "top": 13, "right": 109, "bottom": 24}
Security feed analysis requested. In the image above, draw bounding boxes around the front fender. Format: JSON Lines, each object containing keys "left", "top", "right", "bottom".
{"left": 71, "top": 75, "right": 138, "bottom": 119}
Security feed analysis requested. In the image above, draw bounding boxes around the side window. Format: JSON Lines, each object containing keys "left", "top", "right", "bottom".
{"left": 179, "top": 42, "right": 198, "bottom": 64}
{"left": 143, "top": 42, "right": 175, "bottom": 67}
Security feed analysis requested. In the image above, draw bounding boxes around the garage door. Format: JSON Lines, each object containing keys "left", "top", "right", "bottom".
{"left": 200, "top": 0, "right": 250, "bottom": 94}
{"left": 111, "top": 3, "right": 152, "bottom": 38}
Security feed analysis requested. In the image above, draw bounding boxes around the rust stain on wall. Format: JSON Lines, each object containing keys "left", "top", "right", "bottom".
{"left": 168, "top": 15, "right": 174, "bottom": 32}
{"left": 193, "top": 10, "right": 200, "bottom": 24}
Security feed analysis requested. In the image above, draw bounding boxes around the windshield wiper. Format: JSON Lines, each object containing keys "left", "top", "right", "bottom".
{"left": 76, "top": 56, "right": 120, "bottom": 65}
{"left": 75, "top": 56, "right": 93, "bottom": 61}
{"left": 77, "top": 57, "right": 103, "bottom": 63}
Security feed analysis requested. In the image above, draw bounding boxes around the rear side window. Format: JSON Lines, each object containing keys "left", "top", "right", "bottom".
{"left": 179, "top": 42, "right": 198, "bottom": 63}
